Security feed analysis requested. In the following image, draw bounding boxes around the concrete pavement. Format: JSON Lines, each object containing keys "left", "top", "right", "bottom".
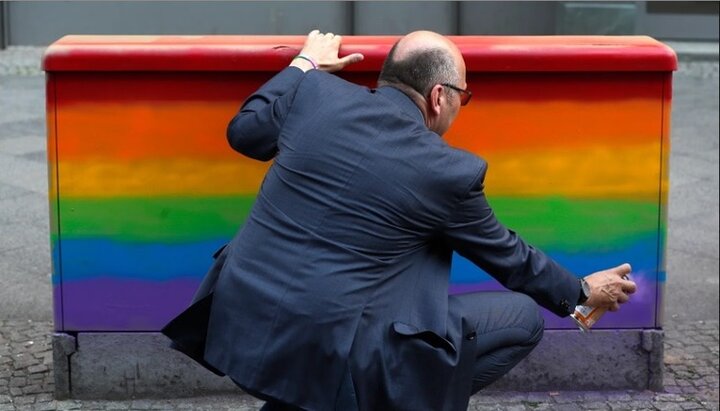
{"left": 1, "top": 45, "right": 718, "bottom": 410}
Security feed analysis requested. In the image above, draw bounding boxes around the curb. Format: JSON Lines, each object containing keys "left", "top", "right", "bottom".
{"left": 665, "top": 41, "right": 719, "bottom": 61}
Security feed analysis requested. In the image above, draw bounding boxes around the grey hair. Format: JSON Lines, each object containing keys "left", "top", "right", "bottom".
{"left": 377, "top": 43, "right": 459, "bottom": 97}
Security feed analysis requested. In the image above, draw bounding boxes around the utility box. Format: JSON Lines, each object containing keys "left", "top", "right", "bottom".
{"left": 43, "top": 35, "right": 676, "bottom": 398}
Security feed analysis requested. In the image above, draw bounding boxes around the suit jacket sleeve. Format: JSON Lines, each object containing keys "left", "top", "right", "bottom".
{"left": 441, "top": 160, "right": 581, "bottom": 317}
{"left": 226, "top": 66, "right": 305, "bottom": 161}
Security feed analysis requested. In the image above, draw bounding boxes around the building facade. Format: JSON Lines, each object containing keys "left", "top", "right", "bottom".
{"left": 1, "top": 1, "right": 718, "bottom": 49}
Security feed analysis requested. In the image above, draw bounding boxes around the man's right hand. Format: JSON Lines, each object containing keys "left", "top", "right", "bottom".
{"left": 583, "top": 263, "right": 636, "bottom": 311}
{"left": 290, "top": 29, "right": 364, "bottom": 73}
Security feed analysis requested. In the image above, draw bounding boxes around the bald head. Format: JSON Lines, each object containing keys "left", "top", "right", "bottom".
{"left": 378, "top": 31, "right": 465, "bottom": 98}
{"left": 392, "top": 31, "right": 461, "bottom": 62}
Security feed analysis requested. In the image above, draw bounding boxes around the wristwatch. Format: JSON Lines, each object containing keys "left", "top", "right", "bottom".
{"left": 578, "top": 278, "right": 591, "bottom": 305}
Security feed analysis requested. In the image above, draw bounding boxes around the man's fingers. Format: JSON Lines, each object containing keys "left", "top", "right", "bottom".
{"left": 613, "top": 263, "right": 632, "bottom": 277}
{"left": 301, "top": 31, "right": 360, "bottom": 72}
{"left": 616, "top": 292, "right": 630, "bottom": 304}
{"left": 621, "top": 279, "right": 637, "bottom": 294}
{"left": 339, "top": 53, "right": 364, "bottom": 66}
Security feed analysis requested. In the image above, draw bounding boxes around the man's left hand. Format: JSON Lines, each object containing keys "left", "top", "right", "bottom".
{"left": 583, "top": 263, "right": 636, "bottom": 311}
{"left": 291, "top": 30, "right": 364, "bottom": 73}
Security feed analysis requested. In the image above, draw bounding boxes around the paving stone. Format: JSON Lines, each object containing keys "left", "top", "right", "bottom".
{"left": 14, "top": 395, "right": 35, "bottom": 405}
{"left": 550, "top": 404, "right": 583, "bottom": 411}
{"left": 609, "top": 404, "right": 635, "bottom": 411}
{"left": 473, "top": 405, "right": 505, "bottom": 411}
{"left": 604, "top": 391, "right": 632, "bottom": 402}
{"left": 525, "top": 392, "right": 553, "bottom": 402}
{"left": 26, "top": 365, "right": 47, "bottom": 375}
{"left": 22, "top": 384, "right": 45, "bottom": 395}
{"left": 660, "top": 393, "right": 692, "bottom": 403}
{"left": 8, "top": 377, "right": 25, "bottom": 387}
{"left": 527, "top": 404, "right": 554, "bottom": 411}
{"left": 685, "top": 345, "right": 710, "bottom": 354}
{"left": 583, "top": 392, "right": 611, "bottom": 402}
{"left": 54, "top": 400, "right": 82, "bottom": 410}
{"left": 623, "top": 400, "right": 658, "bottom": 409}
{"left": 33, "top": 394, "right": 52, "bottom": 403}
{"left": 583, "top": 402, "right": 610, "bottom": 410}
{"left": 666, "top": 386, "right": 684, "bottom": 394}
{"left": 129, "top": 399, "right": 155, "bottom": 409}
{"left": 655, "top": 402, "right": 686, "bottom": 411}
{"left": 34, "top": 401, "right": 60, "bottom": 411}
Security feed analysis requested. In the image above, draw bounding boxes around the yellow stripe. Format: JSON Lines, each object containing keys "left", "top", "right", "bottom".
{"left": 483, "top": 142, "right": 663, "bottom": 199}
{"left": 57, "top": 142, "right": 663, "bottom": 199}
{"left": 58, "top": 158, "right": 269, "bottom": 197}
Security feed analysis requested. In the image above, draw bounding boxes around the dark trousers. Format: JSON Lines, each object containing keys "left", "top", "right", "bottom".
{"left": 452, "top": 291, "right": 545, "bottom": 393}
{"left": 259, "top": 401, "right": 303, "bottom": 411}
{"left": 255, "top": 291, "right": 544, "bottom": 410}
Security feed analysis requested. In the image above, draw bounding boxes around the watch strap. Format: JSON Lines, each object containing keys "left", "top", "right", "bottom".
{"left": 578, "top": 278, "right": 590, "bottom": 305}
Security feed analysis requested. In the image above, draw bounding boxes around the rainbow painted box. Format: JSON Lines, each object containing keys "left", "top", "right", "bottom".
{"left": 43, "top": 35, "right": 677, "bottom": 398}
{"left": 44, "top": 35, "right": 676, "bottom": 333}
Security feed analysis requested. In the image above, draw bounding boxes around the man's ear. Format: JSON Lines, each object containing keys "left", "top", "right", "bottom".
{"left": 427, "top": 84, "right": 444, "bottom": 116}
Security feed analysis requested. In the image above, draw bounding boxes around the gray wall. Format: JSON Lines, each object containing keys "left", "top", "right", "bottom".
{"left": 637, "top": 1, "right": 719, "bottom": 41}
{"left": 459, "top": 2, "right": 557, "bottom": 35}
{"left": 0, "top": 2, "right": 8, "bottom": 48}
{"left": 1, "top": 1, "right": 718, "bottom": 47}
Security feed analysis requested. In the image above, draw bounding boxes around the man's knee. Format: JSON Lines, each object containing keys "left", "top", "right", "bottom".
{"left": 511, "top": 293, "right": 544, "bottom": 346}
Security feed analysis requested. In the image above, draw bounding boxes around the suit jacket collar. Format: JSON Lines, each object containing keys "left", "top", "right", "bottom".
{"left": 375, "top": 86, "right": 425, "bottom": 125}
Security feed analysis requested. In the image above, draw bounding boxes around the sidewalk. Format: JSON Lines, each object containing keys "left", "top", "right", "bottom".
{"left": 1, "top": 45, "right": 718, "bottom": 410}
{"left": 1, "top": 319, "right": 717, "bottom": 410}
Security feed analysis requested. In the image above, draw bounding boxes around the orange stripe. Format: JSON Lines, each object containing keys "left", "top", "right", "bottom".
{"left": 447, "top": 96, "right": 662, "bottom": 153}
{"left": 55, "top": 73, "right": 665, "bottom": 161}
{"left": 57, "top": 102, "right": 239, "bottom": 161}
{"left": 57, "top": 96, "right": 662, "bottom": 161}
{"left": 446, "top": 72, "right": 664, "bottom": 153}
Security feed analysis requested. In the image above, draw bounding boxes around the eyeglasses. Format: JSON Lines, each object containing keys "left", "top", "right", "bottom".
{"left": 441, "top": 83, "right": 473, "bottom": 106}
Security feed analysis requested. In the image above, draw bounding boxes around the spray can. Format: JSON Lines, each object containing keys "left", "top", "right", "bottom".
{"left": 571, "top": 275, "right": 629, "bottom": 332}
{"left": 570, "top": 304, "right": 607, "bottom": 332}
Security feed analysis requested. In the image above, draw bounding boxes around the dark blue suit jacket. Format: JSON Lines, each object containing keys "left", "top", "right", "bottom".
{"left": 163, "top": 67, "right": 580, "bottom": 411}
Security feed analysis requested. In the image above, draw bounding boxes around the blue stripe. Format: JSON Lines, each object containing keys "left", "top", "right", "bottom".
{"left": 58, "top": 237, "right": 229, "bottom": 282}
{"left": 57, "top": 234, "right": 661, "bottom": 284}
{"left": 450, "top": 233, "right": 660, "bottom": 284}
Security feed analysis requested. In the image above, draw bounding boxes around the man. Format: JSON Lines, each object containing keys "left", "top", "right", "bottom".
{"left": 163, "top": 30, "right": 637, "bottom": 411}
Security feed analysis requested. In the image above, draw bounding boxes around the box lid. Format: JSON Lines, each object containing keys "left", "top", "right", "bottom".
{"left": 42, "top": 35, "right": 677, "bottom": 73}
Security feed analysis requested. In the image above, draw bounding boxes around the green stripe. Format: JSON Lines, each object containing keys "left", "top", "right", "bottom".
{"left": 59, "top": 196, "right": 255, "bottom": 242}
{"left": 57, "top": 195, "right": 659, "bottom": 249}
{"left": 489, "top": 196, "right": 659, "bottom": 250}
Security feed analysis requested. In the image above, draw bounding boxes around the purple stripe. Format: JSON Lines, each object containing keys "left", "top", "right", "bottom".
{"left": 451, "top": 275, "right": 658, "bottom": 330}
{"left": 53, "top": 285, "right": 63, "bottom": 330}
{"left": 59, "top": 278, "right": 200, "bottom": 331}
{"left": 59, "top": 276, "right": 659, "bottom": 331}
